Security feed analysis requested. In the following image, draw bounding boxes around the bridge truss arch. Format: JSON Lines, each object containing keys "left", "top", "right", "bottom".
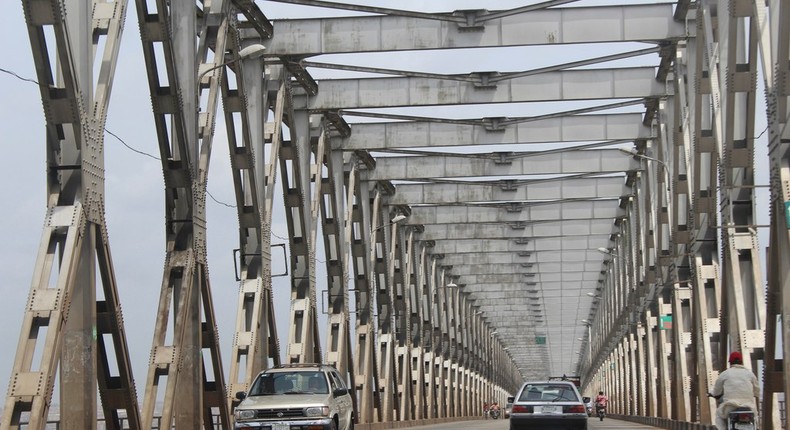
{"left": 2, "top": 1, "right": 789, "bottom": 429}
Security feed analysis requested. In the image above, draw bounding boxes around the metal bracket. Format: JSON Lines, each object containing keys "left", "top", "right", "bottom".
{"left": 453, "top": 9, "right": 486, "bottom": 32}
{"left": 232, "top": 243, "right": 288, "bottom": 281}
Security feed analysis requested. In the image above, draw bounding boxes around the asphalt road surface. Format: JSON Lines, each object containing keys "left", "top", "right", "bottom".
{"left": 403, "top": 417, "right": 665, "bottom": 429}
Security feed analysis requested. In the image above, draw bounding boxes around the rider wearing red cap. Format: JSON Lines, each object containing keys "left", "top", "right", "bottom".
{"left": 708, "top": 351, "right": 759, "bottom": 430}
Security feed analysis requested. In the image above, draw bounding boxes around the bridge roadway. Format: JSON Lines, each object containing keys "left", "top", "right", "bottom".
{"left": 358, "top": 417, "right": 674, "bottom": 430}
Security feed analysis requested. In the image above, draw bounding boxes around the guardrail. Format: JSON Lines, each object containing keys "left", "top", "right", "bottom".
{"left": 614, "top": 399, "right": 787, "bottom": 430}
{"left": 22, "top": 414, "right": 471, "bottom": 429}
{"left": 19, "top": 414, "right": 224, "bottom": 429}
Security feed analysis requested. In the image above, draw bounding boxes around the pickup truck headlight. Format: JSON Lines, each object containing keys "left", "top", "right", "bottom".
{"left": 234, "top": 409, "right": 256, "bottom": 420}
{"left": 304, "top": 406, "right": 330, "bottom": 417}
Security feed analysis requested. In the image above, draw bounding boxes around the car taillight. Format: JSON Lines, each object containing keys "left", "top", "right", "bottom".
{"left": 564, "top": 405, "right": 587, "bottom": 414}
{"left": 511, "top": 405, "right": 533, "bottom": 413}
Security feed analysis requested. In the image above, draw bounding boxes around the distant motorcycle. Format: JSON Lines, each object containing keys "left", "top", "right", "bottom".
{"left": 596, "top": 404, "right": 606, "bottom": 421}
{"left": 489, "top": 408, "right": 501, "bottom": 419}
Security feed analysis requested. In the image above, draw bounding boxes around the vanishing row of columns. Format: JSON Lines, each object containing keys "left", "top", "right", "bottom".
{"left": 578, "top": 2, "right": 789, "bottom": 429}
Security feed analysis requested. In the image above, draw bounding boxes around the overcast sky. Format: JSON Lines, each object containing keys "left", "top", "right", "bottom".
{"left": 0, "top": 0, "right": 770, "bottom": 411}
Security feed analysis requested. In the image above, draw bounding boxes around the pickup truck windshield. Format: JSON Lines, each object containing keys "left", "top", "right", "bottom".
{"left": 249, "top": 371, "right": 329, "bottom": 395}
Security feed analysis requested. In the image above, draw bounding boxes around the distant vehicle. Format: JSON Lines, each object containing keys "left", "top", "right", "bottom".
{"left": 504, "top": 397, "right": 513, "bottom": 419}
{"left": 508, "top": 380, "right": 588, "bottom": 430}
{"left": 549, "top": 375, "right": 581, "bottom": 388}
{"left": 582, "top": 396, "right": 593, "bottom": 416}
{"left": 234, "top": 363, "right": 355, "bottom": 430}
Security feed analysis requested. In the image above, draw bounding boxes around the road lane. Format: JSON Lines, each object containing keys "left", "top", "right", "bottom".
{"left": 395, "top": 417, "right": 667, "bottom": 429}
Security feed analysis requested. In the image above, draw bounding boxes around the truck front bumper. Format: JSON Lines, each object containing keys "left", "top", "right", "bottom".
{"left": 234, "top": 419, "right": 334, "bottom": 430}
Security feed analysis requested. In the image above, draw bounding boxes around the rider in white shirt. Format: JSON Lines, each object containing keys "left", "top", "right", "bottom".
{"left": 709, "top": 351, "right": 759, "bottom": 430}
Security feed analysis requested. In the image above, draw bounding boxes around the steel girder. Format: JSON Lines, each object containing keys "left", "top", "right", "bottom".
{"left": 132, "top": 0, "right": 237, "bottom": 426}
{"left": 415, "top": 220, "right": 620, "bottom": 242}
{"left": 679, "top": 0, "right": 765, "bottom": 425}
{"left": 666, "top": 32, "right": 723, "bottom": 424}
{"left": 321, "top": 146, "right": 354, "bottom": 380}
{"left": 395, "top": 228, "right": 416, "bottom": 420}
{"left": 377, "top": 195, "right": 403, "bottom": 422}
{"left": 351, "top": 179, "right": 382, "bottom": 423}
{"left": 366, "top": 149, "right": 637, "bottom": 181}
{"left": 697, "top": 0, "right": 766, "bottom": 386}
{"left": 387, "top": 178, "right": 630, "bottom": 206}
{"left": 373, "top": 189, "right": 403, "bottom": 422}
{"left": 404, "top": 200, "right": 625, "bottom": 225}
{"left": 582, "top": 188, "right": 670, "bottom": 417}
{"left": 337, "top": 114, "right": 651, "bottom": 150}
{"left": 581, "top": 1, "right": 776, "bottom": 428}
{"left": 3, "top": 0, "right": 141, "bottom": 428}
{"left": 444, "top": 264, "right": 602, "bottom": 278}
{"left": 427, "top": 238, "right": 610, "bottom": 255}
{"left": 265, "top": 3, "right": 685, "bottom": 55}
{"left": 300, "top": 68, "right": 665, "bottom": 111}
{"left": 225, "top": 66, "right": 285, "bottom": 409}
{"left": 281, "top": 101, "right": 322, "bottom": 365}
{"left": 755, "top": 0, "right": 790, "bottom": 429}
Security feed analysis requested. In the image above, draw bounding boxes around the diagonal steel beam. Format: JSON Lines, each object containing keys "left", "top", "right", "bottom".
{"left": 3, "top": 0, "right": 141, "bottom": 428}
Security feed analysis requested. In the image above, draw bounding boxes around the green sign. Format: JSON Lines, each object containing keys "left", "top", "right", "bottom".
{"left": 660, "top": 315, "right": 673, "bottom": 330}
{"left": 785, "top": 201, "right": 790, "bottom": 228}
{"left": 535, "top": 336, "right": 546, "bottom": 345}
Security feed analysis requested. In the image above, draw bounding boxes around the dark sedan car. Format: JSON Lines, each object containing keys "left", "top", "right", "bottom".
{"left": 509, "top": 381, "right": 588, "bottom": 430}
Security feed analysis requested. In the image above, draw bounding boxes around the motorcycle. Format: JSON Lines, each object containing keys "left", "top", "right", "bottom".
{"left": 707, "top": 392, "right": 756, "bottom": 430}
{"left": 489, "top": 408, "right": 501, "bottom": 419}
{"left": 727, "top": 406, "right": 755, "bottom": 430}
{"left": 596, "top": 404, "right": 606, "bottom": 421}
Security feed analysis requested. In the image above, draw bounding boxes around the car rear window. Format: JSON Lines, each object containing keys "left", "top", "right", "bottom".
{"left": 518, "top": 384, "right": 580, "bottom": 402}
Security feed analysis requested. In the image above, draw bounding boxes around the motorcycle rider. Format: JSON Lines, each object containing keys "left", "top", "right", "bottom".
{"left": 594, "top": 391, "right": 608, "bottom": 419}
{"left": 709, "top": 351, "right": 759, "bottom": 430}
{"left": 489, "top": 401, "right": 501, "bottom": 418}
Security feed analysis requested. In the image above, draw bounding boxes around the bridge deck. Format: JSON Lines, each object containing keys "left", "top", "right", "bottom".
{"left": 366, "top": 417, "right": 685, "bottom": 430}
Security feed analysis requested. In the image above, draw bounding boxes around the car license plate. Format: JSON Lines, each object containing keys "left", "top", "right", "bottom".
{"left": 540, "top": 405, "right": 558, "bottom": 413}
{"left": 273, "top": 424, "right": 289, "bottom": 430}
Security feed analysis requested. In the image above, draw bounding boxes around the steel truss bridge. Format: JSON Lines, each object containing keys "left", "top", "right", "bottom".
{"left": 2, "top": 0, "right": 789, "bottom": 429}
